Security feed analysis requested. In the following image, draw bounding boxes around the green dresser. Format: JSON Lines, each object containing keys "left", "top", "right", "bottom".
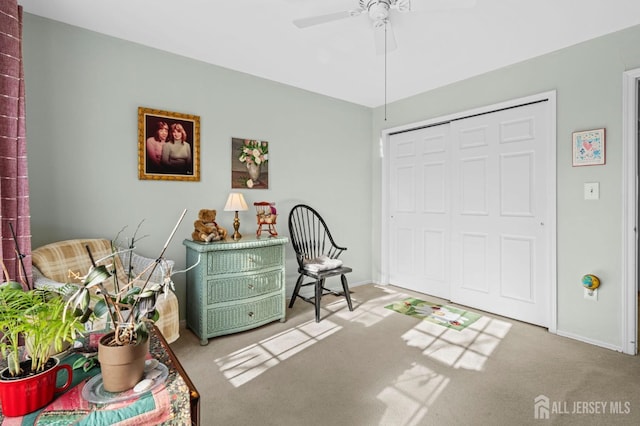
{"left": 183, "top": 237, "right": 288, "bottom": 345}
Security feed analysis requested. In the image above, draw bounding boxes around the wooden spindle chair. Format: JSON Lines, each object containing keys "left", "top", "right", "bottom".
{"left": 288, "top": 204, "right": 354, "bottom": 322}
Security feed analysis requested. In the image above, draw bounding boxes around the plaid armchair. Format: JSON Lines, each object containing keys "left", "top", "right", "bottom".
{"left": 31, "top": 238, "right": 180, "bottom": 343}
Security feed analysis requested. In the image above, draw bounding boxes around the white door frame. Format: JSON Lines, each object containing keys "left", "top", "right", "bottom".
{"left": 621, "top": 68, "right": 639, "bottom": 355}
{"left": 381, "top": 91, "right": 557, "bottom": 333}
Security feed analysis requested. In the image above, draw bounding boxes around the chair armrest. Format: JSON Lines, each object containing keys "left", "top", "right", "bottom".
{"left": 118, "top": 247, "right": 175, "bottom": 284}
{"left": 32, "top": 266, "right": 79, "bottom": 297}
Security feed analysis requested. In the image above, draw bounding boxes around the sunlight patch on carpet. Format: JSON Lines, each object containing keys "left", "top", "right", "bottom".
{"left": 385, "top": 297, "right": 481, "bottom": 331}
{"left": 377, "top": 363, "right": 449, "bottom": 425}
{"left": 215, "top": 319, "right": 341, "bottom": 387}
{"left": 400, "top": 315, "right": 513, "bottom": 371}
{"left": 325, "top": 292, "right": 402, "bottom": 327}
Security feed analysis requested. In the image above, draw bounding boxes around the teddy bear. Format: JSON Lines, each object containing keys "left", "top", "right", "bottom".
{"left": 192, "top": 209, "right": 228, "bottom": 242}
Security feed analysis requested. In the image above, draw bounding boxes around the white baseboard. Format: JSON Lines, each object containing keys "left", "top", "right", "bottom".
{"left": 555, "top": 329, "right": 623, "bottom": 353}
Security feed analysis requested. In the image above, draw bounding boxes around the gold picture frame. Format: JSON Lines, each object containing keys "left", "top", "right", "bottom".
{"left": 138, "top": 107, "right": 200, "bottom": 181}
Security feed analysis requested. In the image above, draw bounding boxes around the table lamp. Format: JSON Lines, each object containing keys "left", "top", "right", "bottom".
{"left": 224, "top": 193, "right": 248, "bottom": 241}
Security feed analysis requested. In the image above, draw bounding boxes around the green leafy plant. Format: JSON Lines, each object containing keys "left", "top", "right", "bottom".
{"left": 0, "top": 281, "right": 84, "bottom": 377}
{"left": 65, "top": 210, "right": 187, "bottom": 347}
{"left": 72, "top": 353, "right": 97, "bottom": 372}
{"left": 0, "top": 281, "right": 25, "bottom": 376}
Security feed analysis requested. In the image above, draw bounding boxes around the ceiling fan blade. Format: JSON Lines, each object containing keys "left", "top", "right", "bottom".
{"left": 374, "top": 20, "right": 397, "bottom": 55}
{"left": 293, "top": 11, "right": 354, "bottom": 28}
{"left": 409, "top": 0, "right": 477, "bottom": 12}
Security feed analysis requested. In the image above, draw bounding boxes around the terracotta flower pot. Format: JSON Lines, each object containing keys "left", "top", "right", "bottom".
{"left": 0, "top": 357, "right": 72, "bottom": 417}
{"left": 97, "top": 332, "right": 149, "bottom": 392}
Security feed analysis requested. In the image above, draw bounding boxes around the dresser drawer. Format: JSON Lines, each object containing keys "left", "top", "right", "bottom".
{"left": 206, "top": 294, "right": 284, "bottom": 333}
{"left": 206, "top": 270, "right": 283, "bottom": 303}
{"left": 206, "top": 245, "right": 283, "bottom": 275}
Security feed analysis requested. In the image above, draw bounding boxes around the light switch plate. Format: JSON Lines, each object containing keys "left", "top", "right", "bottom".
{"left": 584, "top": 182, "right": 599, "bottom": 200}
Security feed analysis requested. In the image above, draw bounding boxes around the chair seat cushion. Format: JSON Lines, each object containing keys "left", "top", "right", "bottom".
{"left": 303, "top": 255, "right": 343, "bottom": 273}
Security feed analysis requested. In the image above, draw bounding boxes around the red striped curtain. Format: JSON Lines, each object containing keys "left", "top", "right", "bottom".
{"left": 0, "top": 0, "right": 31, "bottom": 288}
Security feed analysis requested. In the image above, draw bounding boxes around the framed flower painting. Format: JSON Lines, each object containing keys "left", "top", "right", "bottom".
{"left": 231, "top": 137, "right": 269, "bottom": 189}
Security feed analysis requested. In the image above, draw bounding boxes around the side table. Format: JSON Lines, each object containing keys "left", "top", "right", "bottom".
{"left": 183, "top": 236, "right": 288, "bottom": 345}
{"left": 152, "top": 325, "right": 200, "bottom": 425}
{"left": 0, "top": 326, "right": 199, "bottom": 425}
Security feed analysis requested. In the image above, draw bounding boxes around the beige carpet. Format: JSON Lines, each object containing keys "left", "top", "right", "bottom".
{"left": 171, "top": 284, "right": 640, "bottom": 426}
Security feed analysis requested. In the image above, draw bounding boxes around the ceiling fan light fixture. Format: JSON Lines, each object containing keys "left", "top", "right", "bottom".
{"left": 364, "top": 0, "right": 391, "bottom": 21}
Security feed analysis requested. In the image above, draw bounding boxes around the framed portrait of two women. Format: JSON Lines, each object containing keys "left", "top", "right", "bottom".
{"left": 138, "top": 106, "right": 200, "bottom": 181}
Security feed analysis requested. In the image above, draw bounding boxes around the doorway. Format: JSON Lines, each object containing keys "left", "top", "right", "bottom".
{"left": 383, "top": 92, "right": 557, "bottom": 329}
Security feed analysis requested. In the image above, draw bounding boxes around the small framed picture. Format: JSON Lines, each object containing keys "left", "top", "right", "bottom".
{"left": 572, "top": 128, "right": 605, "bottom": 167}
{"left": 138, "top": 107, "right": 200, "bottom": 181}
{"left": 231, "top": 137, "right": 269, "bottom": 189}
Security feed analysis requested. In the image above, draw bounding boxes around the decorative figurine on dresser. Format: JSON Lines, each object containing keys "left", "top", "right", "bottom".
{"left": 254, "top": 201, "right": 278, "bottom": 237}
{"left": 183, "top": 236, "right": 288, "bottom": 345}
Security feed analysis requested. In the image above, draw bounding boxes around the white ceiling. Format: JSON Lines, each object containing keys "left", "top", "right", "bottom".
{"left": 18, "top": 0, "right": 640, "bottom": 107}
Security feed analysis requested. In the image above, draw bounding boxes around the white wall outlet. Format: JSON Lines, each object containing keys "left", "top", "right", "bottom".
{"left": 584, "top": 182, "right": 599, "bottom": 200}
{"left": 584, "top": 287, "right": 598, "bottom": 301}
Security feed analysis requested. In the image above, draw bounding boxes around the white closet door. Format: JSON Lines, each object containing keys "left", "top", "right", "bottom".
{"left": 387, "top": 100, "right": 551, "bottom": 327}
{"left": 450, "top": 101, "right": 549, "bottom": 327}
{"left": 389, "top": 124, "right": 451, "bottom": 299}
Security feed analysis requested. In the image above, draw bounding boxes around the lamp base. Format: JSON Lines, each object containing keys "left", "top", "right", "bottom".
{"left": 232, "top": 212, "right": 242, "bottom": 241}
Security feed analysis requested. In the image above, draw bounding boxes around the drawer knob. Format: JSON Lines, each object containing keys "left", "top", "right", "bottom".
{"left": 248, "top": 311, "right": 255, "bottom": 318}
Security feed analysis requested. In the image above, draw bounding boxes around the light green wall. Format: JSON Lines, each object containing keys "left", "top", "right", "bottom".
{"left": 22, "top": 12, "right": 640, "bottom": 348}
{"left": 22, "top": 14, "right": 373, "bottom": 321}
{"left": 372, "top": 24, "right": 640, "bottom": 349}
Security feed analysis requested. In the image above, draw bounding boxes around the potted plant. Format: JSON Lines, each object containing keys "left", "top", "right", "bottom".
{"left": 65, "top": 210, "right": 187, "bottom": 392}
{"left": 0, "top": 272, "right": 84, "bottom": 417}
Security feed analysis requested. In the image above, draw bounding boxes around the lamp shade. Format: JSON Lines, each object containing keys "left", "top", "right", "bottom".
{"left": 224, "top": 193, "right": 248, "bottom": 212}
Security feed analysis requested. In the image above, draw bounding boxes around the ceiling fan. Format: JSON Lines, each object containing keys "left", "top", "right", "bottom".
{"left": 293, "top": 0, "right": 476, "bottom": 55}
